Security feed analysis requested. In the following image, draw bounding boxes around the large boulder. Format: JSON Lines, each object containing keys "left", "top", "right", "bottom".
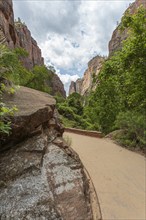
{"left": 0, "top": 86, "right": 100, "bottom": 219}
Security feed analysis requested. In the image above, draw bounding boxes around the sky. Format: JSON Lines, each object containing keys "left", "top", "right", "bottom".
{"left": 13, "top": 0, "right": 134, "bottom": 93}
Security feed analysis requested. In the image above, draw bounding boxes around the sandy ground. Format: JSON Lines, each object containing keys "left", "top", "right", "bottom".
{"left": 64, "top": 132, "right": 146, "bottom": 220}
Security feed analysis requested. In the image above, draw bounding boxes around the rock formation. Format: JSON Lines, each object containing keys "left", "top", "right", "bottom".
{"left": 69, "top": 55, "right": 104, "bottom": 96}
{"left": 0, "top": 86, "right": 100, "bottom": 219}
{"left": 109, "top": 0, "right": 146, "bottom": 55}
{"left": 15, "top": 21, "right": 44, "bottom": 69}
{"left": 69, "top": 78, "right": 83, "bottom": 95}
{"left": 51, "top": 73, "right": 66, "bottom": 98}
{"left": 0, "top": 0, "right": 43, "bottom": 69}
{"left": 69, "top": 81, "right": 76, "bottom": 95}
{"left": 0, "top": 0, "right": 66, "bottom": 97}
{"left": 0, "top": 0, "right": 15, "bottom": 48}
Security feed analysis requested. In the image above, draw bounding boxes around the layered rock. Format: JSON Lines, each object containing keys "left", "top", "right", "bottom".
{"left": 0, "top": 0, "right": 66, "bottom": 97}
{"left": 109, "top": 0, "right": 146, "bottom": 55}
{"left": 69, "top": 55, "right": 104, "bottom": 96}
{"left": 0, "top": 0, "right": 16, "bottom": 48}
{"left": 0, "top": 86, "right": 100, "bottom": 219}
{"left": 0, "top": 0, "right": 43, "bottom": 69}
{"left": 69, "top": 79, "right": 83, "bottom": 95}
{"left": 15, "top": 22, "right": 44, "bottom": 69}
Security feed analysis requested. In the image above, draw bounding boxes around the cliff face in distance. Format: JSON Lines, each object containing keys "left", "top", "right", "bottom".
{"left": 69, "top": 55, "right": 104, "bottom": 96}
{"left": 69, "top": 0, "right": 146, "bottom": 97}
{"left": 108, "top": 0, "right": 146, "bottom": 55}
{"left": 0, "top": 0, "right": 66, "bottom": 97}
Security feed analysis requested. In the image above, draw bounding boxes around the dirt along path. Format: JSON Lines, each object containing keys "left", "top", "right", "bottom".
{"left": 64, "top": 132, "right": 146, "bottom": 220}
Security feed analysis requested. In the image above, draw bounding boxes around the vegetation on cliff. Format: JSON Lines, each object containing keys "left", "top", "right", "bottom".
{"left": 59, "top": 7, "right": 146, "bottom": 151}
{"left": 84, "top": 7, "right": 146, "bottom": 150}
{"left": 0, "top": 44, "right": 61, "bottom": 134}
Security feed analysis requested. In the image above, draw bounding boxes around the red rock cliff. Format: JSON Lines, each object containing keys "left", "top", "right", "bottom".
{"left": 69, "top": 55, "right": 104, "bottom": 96}
{"left": 108, "top": 0, "right": 146, "bottom": 55}
{"left": 0, "top": 0, "right": 16, "bottom": 48}
{"left": 0, "top": 0, "right": 66, "bottom": 97}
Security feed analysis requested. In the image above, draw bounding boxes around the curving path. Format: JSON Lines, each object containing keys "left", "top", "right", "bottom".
{"left": 64, "top": 132, "right": 146, "bottom": 220}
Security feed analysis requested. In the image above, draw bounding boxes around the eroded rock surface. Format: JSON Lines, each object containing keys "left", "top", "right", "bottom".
{"left": 108, "top": 0, "right": 146, "bottom": 55}
{"left": 0, "top": 87, "right": 97, "bottom": 220}
{"left": 69, "top": 56, "right": 104, "bottom": 96}
{"left": 0, "top": 0, "right": 66, "bottom": 98}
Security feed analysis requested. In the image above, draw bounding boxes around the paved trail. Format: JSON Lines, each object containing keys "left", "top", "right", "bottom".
{"left": 64, "top": 132, "right": 146, "bottom": 220}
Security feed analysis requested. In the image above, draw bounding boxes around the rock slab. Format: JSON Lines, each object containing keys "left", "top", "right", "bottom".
{"left": 0, "top": 86, "right": 97, "bottom": 220}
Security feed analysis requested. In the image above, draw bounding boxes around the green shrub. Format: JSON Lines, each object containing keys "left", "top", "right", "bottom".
{"left": 114, "top": 111, "right": 146, "bottom": 150}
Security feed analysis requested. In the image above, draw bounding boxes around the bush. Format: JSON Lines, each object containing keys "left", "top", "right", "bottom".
{"left": 114, "top": 111, "right": 146, "bottom": 150}
{"left": 58, "top": 104, "right": 75, "bottom": 120}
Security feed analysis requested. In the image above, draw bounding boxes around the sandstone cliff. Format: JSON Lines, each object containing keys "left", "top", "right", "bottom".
{"left": 69, "top": 55, "right": 104, "bottom": 96}
{"left": 108, "top": 0, "right": 146, "bottom": 55}
{"left": 15, "top": 21, "right": 44, "bottom": 69}
{"left": 0, "top": 0, "right": 15, "bottom": 48}
{"left": 51, "top": 73, "right": 66, "bottom": 98}
{"left": 0, "top": 0, "right": 43, "bottom": 69}
{"left": 69, "top": 78, "right": 83, "bottom": 95}
{"left": 0, "top": 0, "right": 66, "bottom": 97}
{"left": 0, "top": 86, "right": 100, "bottom": 219}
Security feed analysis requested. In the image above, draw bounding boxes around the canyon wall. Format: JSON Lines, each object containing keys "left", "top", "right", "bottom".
{"left": 69, "top": 55, "right": 104, "bottom": 96}
{"left": 69, "top": 0, "right": 146, "bottom": 97}
{"left": 108, "top": 0, "right": 146, "bottom": 55}
{"left": 0, "top": 0, "right": 66, "bottom": 97}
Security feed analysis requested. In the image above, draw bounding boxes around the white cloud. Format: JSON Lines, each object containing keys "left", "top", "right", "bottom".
{"left": 13, "top": 0, "right": 134, "bottom": 92}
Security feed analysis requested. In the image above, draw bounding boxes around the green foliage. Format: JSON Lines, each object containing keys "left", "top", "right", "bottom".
{"left": 114, "top": 111, "right": 146, "bottom": 150}
{"left": 83, "top": 7, "right": 146, "bottom": 151}
{"left": 26, "top": 65, "right": 53, "bottom": 93}
{"left": 0, "top": 101, "right": 18, "bottom": 134}
{"left": 0, "top": 44, "right": 32, "bottom": 85}
{"left": 67, "top": 93, "right": 83, "bottom": 115}
{"left": 56, "top": 92, "right": 94, "bottom": 130}
{"left": 0, "top": 45, "right": 59, "bottom": 135}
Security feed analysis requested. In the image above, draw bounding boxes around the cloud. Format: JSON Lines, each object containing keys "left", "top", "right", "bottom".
{"left": 58, "top": 72, "right": 80, "bottom": 95}
{"left": 13, "top": 0, "right": 134, "bottom": 92}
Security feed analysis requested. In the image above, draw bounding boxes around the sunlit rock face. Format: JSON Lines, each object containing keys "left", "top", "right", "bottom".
{"left": 0, "top": 0, "right": 66, "bottom": 97}
{"left": 69, "top": 79, "right": 83, "bottom": 95}
{"left": 0, "top": 86, "right": 94, "bottom": 219}
{"left": 0, "top": 0, "right": 43, "bottom": 69}
{"left": 69, "top": 55, "right": 104, "bottom": 96}
{"left": 108, "top": 0, "right": 146, "bottom": 55}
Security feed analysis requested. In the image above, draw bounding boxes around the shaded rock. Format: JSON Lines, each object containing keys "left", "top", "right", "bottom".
{"left": 51, "top": 73, "right": 66, "bottom": 98}
{"left": 15, "top": 22, "right": 44, "bottom": 69}
{"left": 0, "top": 86, "right": 98, "bottom": 219}
{"left": 69, "top": 79, "right": 83, "bottom": 95}
{"left": 69, "top": 81, "right": 77, "bottom": 95}
{"left": 0, "top": 86, "right": 56, "bottom": 148}
{"left": 0, "top": 0, "right": 16, "bottom": 48}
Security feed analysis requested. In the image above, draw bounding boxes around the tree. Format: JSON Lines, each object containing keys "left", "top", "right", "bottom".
{"left": 84, "top": 6, "right": 146, "bottom": 141}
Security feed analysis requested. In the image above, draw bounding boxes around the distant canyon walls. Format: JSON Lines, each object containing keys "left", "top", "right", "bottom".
{"left": 69, "top": 55, "right": 104, "bottom": 96}
{"left": 0, "top": 0, "right": 66, "bottom": 97}
{"left": 69, "top": 0, "right": 146, "bottom": 97}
